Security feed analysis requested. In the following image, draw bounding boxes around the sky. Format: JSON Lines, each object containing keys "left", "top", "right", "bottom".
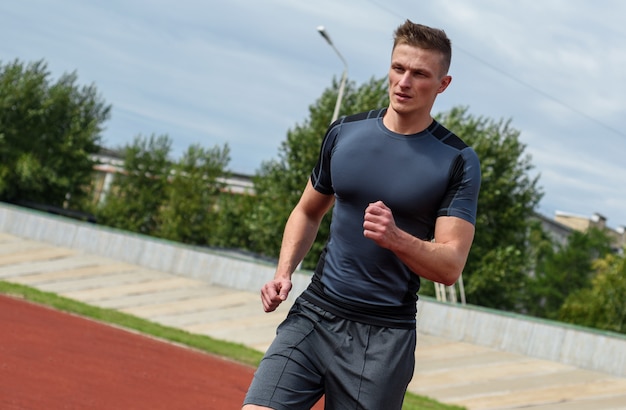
{"left": 2, "top": 0, "right": 625, "bottom": 228}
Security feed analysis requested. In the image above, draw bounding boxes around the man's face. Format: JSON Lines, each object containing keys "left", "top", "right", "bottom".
{"left": 388, "top": 44, "right": 451, "bottom": 116}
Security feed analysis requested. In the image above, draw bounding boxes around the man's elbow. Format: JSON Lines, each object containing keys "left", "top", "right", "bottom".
{"left": 412, "top": 252, "right": 468, "bottom": 286}
{"left": 439, "top": 275, "right": 460, "bottom": 287}
{"left": 440, "top": 264, "right": 465, "bottom": 286}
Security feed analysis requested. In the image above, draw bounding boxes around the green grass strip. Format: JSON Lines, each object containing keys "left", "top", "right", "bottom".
{"left": 0, "top": 280, "right": 464, "bottom": 410}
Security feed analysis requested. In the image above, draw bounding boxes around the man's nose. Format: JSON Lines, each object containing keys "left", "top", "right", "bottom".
{"left": 398, "top": 72, "right": 411, "bottom": 88}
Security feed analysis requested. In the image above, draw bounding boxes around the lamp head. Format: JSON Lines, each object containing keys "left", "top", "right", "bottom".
{"left": 316, "top": 25, "right": 333, "bottom": 45}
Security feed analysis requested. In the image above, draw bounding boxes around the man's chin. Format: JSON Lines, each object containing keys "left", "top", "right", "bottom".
{"left": 390, "top": 103, "right": 413, "bottom": 115}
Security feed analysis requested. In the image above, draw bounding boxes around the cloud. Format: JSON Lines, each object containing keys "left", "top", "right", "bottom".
{"left": 1, "top": 0, "right": 624, "bottom": 226}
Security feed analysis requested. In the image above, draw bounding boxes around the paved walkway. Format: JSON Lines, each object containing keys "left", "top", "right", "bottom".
{"left": 1, "top": 233, "right": 625, "bottom": 410}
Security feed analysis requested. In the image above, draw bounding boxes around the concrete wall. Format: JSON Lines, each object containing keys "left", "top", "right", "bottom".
{"left": 1, "top": 202, "right": 625, "bottom": 378}
{"left": 417, "top": 299, "right": 626, "bottom": 378}
{"left": 0, "top": 203, "right": 313, "bottom": 302}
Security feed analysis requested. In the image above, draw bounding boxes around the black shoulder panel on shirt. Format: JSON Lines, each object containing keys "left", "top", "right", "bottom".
{"left": 341, "top": 109, "right": 384, "bottom": 125}
{"left": 430, "top": 121, "right": 469, "bottom": 151}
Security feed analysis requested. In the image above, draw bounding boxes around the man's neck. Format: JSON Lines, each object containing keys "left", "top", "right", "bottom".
{"left": 383, "top": 107, "right": 433, "bottom": 135}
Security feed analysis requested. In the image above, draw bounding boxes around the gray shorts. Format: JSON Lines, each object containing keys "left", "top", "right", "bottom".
{"left": 243, "top": 297, "right": 416, "bottom": 410}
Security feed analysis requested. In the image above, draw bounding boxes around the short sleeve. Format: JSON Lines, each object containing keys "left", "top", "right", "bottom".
{"left": 310, "top": 123, "right": 340, "bottom": 195}
{"left": 437, "top": 147, "right": 481, "bottom": 225}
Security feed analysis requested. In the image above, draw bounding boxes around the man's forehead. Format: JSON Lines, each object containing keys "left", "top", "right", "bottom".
{"left": 392, "top": 45, "right": 440, "bottom": 63}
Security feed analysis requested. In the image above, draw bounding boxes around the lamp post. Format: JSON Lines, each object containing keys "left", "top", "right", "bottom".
{"left": 317, "top": 26, "right": 348, "bottom": 124}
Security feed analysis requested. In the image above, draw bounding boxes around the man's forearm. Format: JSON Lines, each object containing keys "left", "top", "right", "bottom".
{"left": 274, "top": 209, "right": 323, "bottom": 280}
{"left": 391, "top": 232, "right": 467, "bottom": 286}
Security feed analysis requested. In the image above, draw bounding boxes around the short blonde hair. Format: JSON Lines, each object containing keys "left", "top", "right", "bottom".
{"left": 393, "top": 20, "right": 452, "bottom": 75}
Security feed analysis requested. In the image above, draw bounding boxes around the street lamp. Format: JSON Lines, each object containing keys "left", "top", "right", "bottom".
{"left": 317, "top": 26, "right": 348, "bottom": 124}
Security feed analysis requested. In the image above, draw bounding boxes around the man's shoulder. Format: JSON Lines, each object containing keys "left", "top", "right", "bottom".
{"left": 340, "top": 108, "right": 385, "bottom": 125}
{"left": 430, "top": 121, "right": 471, "bottom": 151}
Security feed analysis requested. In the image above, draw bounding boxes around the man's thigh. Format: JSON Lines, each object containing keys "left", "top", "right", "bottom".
{"left": 325, "top": 323, "right": 416, "bottom": 410}
{"left": 243, "top": 298, "right": 337, "bottom": 410}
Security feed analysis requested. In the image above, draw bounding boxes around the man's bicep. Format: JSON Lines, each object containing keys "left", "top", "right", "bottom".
{"left": 297, "top": 180, "right": 335, "bottom": 220}
{"left": 433, "top": 216, "right": 476, "bottom": 255}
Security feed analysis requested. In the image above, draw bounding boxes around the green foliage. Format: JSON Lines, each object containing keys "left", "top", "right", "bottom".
{"left": 464, "top": 246, "right": 525, "bottom": 308}
{"left": 96, "top": 134, "right": 173, "bottom": 234}
{"left": 211, "top": 192, "right": 257, "bottom": 250}
{"left": 558, "top": 252, "right": 626, "bottom": 333}
{"left": 0, "top": 59, "right": 110, "bottom": 208}
{"left": 436, "top": 107, "right": 543, "bottom": 311}
{"left": 155, "top": 144, "right": 230, "bottom": 245}
{"left": 245, "top": 80, "right": 545, "bottom": 305}
{"left": 246, "top": 77, "right": 388, "bottom": 267}
{"left": 96, "top": 135, "right": 231, "bottom": 244}
{"left": 527, "top": 227, "right": 614, "bottom": 319}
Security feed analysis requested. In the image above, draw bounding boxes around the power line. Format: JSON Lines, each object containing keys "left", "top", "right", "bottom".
{"left": 364, "top": 0, "right": 625, "bottom": 139}
{"left": 452, "top": 47, "right": 626, "bottom": 139}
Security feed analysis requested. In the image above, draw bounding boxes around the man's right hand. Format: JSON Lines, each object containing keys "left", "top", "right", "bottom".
{"left": 260, "top": 278, "right": 292, "bottom": 312}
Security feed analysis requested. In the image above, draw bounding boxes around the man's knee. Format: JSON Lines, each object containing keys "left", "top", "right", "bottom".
{"left": 242, "top": 405, "right": 273, "bottom": 410}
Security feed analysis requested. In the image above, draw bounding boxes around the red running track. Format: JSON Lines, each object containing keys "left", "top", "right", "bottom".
{"left": 0, "top": 295, "right": 323, "bottom": 409}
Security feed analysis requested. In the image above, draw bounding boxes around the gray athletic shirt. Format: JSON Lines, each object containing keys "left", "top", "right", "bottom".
{"left": 302, "top": 108, "right": 481, "bottom": 328}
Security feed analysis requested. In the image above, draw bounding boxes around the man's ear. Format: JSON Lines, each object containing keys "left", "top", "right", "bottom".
{"left": 438, "top": 75, "right": 452, "bottom": 93}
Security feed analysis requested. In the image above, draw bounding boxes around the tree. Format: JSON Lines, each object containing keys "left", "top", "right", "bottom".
{"left": 521, "top": 218, "right": 560, "bottom": 314}
{"left": 527, "top": 227, "right": 613, "bottom": 319}
{"left": 558, "top": 252, "right": 626, "bottom": 334}
{"left": 246, "top": 77, "right": 388, "bottom": 267}
{"left": 246, "top": 78, "right": 545, "bottom": 312}
{"left": 211, "top": 191, "right": 258, "bottom": 250}
{"left": 96, "top": 134, "right": 172, "bottom": 235}
{"left": 0, "top": 59, "right": 111, "bottom": 209}
{"left": 435, "top": 107, "right": 543, "bottom": 311}
{"left": 155, "top": 143, "right": 230, "bottom": 245}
